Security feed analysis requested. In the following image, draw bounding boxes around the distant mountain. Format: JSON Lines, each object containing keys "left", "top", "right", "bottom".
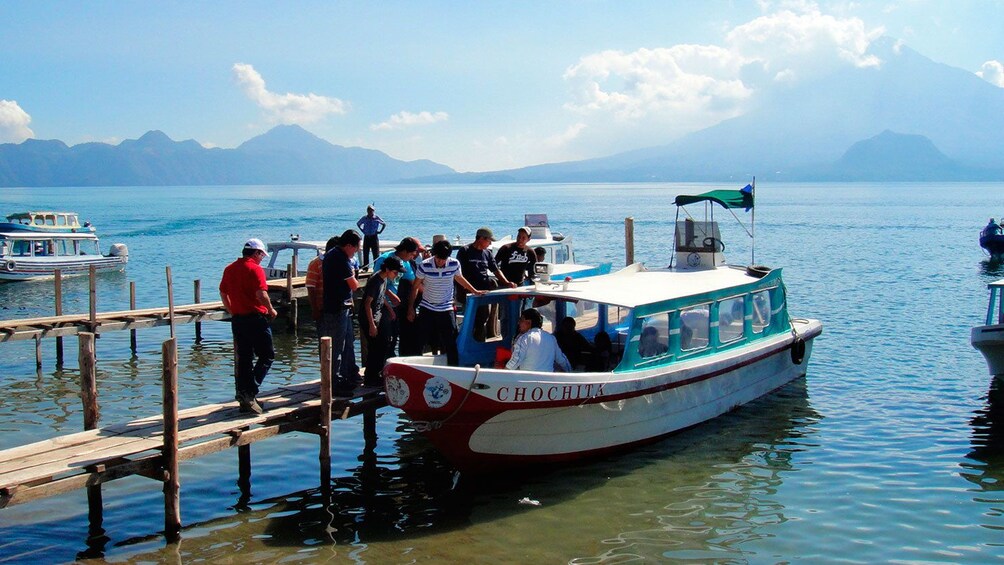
{"left": 0, "top": 125, "right": 454, "bottom": 187}
{"left": 414, "top": 37, "right": 1004, "bottom": 183}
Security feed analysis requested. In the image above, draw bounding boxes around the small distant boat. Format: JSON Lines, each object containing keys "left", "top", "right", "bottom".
{"left": 382, "top": 183, "right": 823, "bottom": 472}
{"left": 489, "top": 214, "right": 612, "bottom": 280}
{"left": 263, "top": 235, "right": 397, "bottom": 279}
{"left": 972, "top": 278, "right": 1004, "bottom": 376}
{"left": 0, "top": 211, "right": 127, "bottom": 282}
{"left": 980, "top": 221, "right": 1004, "bottom": 260}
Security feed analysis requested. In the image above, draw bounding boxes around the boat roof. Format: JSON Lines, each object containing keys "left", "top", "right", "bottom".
{"left": 989, "top": 279, "right": 1004, "bottom": 288}
{"left": 266, "top": 240, "right": 327, "bottom": 252}
{"left": 0, "top": 231, "right": 98, "bottom": 240}
{"left": 491, "top": 263, "right": 776, "bottom": 309}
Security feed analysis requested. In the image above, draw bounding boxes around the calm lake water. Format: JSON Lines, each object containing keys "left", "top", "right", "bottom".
{"left": 0, "top": 182, "right": 1002, "bottom": 563}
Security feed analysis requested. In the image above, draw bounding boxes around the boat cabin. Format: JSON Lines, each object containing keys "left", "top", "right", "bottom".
{"left": 3, "top": 211, "right": 93, "bottom": 232}
{"left": 0, "top": 235, "right": 102, "bottom": 258}
{"left": 456, "top": 265, "right": 788, "bottom": 372}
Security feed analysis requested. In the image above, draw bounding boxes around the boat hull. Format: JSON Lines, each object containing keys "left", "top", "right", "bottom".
{"left": 384, "top": 319, "right": 822, "bottom": 472}
{"left": 972, "top": 323, "right": 1004, "bottom": 375}
{"left": 0, "top": 256, "right": 127, "bottom": 282}
{"left": 980, "top": 234, "right": 1004, "bottom": 259}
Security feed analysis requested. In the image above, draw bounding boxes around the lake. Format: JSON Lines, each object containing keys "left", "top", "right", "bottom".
{"left": 1, "top": 182, "right": 1002, "bottom": 563}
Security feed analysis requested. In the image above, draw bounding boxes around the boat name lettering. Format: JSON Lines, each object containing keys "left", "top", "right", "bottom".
{"left": 496, "top": 383, "right": 601, "bottom": 402}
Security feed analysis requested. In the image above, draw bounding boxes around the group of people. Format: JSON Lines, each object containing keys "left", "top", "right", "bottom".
{"left": 218, "top": 208, "right": 569, "bottom": 413}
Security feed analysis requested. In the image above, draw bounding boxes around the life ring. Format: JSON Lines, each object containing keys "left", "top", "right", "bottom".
{"left": 790, "top": 336, "right": 806, "bottom": 364}
{"left": 4, "top": 261, "right": 15, "bottom": 272}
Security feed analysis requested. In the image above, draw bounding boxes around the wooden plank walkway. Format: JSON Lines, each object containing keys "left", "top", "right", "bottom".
{"left": 0, "top": 380, "right": 385, "bottom": 509}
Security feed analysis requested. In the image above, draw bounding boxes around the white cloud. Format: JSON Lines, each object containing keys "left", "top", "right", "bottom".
{"left": 370, "top": 110, "right": 449, "bottom": 131}
{"left": 232, "top": 63, "right": 347, "bottom": 124}
{"left": 977, "top": 60, "right": 1004, "bottom": 88}
{"left": 560, "top": 6, "right": 884, "bottom": 149}
{"left": 0, "top": 100, "right": 34, "bottom": 143}
{"left": 543, "top": 123, "right": 587, "bottom": 148}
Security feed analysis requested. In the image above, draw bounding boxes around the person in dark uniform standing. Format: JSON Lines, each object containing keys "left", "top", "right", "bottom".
{"left": 356, "top": 205, "right": 386, "bottom": 269}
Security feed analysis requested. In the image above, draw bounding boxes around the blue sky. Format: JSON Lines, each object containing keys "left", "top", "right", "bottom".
{"left": 2, "top": 0, "right": 1003, "bottom": 172}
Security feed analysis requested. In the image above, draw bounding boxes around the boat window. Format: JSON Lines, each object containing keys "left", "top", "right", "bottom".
{"left": 680, "top": 304, "right": 710, "bottom": 351}
{"left": 555, "top": 245, "right": 570, "bottom": 264}
{"left": 638, "top": 314, "right": 670, "bottom": 358}
{"left": 55, "top": 240, "right": 72, "bottom": 256}
{"left": 57, "top": 215, "right": 66, "bottom": 226}
{"left": 13, "top": 240, "right": 31, "bottom": 256}
{"left": 0, "top": 242, "right": 7, "bottom": 256}
{"left": 607, "top": 305, "right": 629, "bottom": 330}
{"left": 718, "top": 296, "right": 745, "bottom": 343}
{"left": 80, "top": 240, "right": 99, "bottom": 255}
{"left": 569, "top": 300, "right": 600, "bottom": 332}
{"left": 752, "top": 290, "right": 771, "bottom": 334}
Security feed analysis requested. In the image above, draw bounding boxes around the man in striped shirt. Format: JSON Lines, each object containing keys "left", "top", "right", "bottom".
{"left": 407, "top": 239, "right": 483, "bottom": 365}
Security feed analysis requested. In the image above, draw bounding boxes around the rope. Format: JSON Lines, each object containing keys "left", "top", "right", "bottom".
{"left": 410, "top": 364, "right": 482, "bottom": 432}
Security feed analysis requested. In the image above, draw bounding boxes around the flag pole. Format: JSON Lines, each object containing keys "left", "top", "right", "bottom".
{"left": 751, "top": 176, "right": 756, "bottom": 265}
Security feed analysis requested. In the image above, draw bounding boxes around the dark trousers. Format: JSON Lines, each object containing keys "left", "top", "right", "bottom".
{"left": 362, "top": 234, "right": 380, "bottom": 268}
{"left": 471, "top": 279, "right": 499, "bottom": 341}
{"left": 321, "top": 308, "right": 360, "bottom": 388}
{"left": 362, "top": 318, "right": 393, "bottom": 385}
{"left": 419, "top": 306, "right": 458, "bottom": 366}
{"left": 231, "top": 313, "right": 275, "bottom": 398}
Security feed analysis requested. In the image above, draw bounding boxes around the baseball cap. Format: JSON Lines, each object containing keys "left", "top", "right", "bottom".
{"left": 517, "top": 226, "right": 532, "bottom": 237}
{"left": 476, "top": 227, "right": 495, "bottom": 240}
{"left": 244, "top": 238, "right": 269, "bottom": 258}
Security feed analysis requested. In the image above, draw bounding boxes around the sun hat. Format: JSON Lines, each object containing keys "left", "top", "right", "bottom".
{"left": 244, "top": 238, "right": 269, "bottom": 258}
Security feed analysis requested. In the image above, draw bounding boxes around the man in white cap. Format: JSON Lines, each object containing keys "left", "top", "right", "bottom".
{"left": 219, "top": 238, "right": 278, "bottom": 414}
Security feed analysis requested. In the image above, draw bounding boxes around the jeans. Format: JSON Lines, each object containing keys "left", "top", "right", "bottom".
{"left": 231, "top": 313, "right": 275, "bottom": 398}
{"left": 419, "top": 306, "right": 458, "bottom": 366}
{"left": 321, "top": 308, "right": 360, "bottom": 388}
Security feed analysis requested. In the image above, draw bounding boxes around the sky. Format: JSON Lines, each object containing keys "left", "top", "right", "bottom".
{"left": 2, "top": 0, "right": 1003, "bottom": 172}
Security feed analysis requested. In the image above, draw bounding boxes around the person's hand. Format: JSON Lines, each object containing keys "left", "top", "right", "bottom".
{"left": 267, "top": 307, "right": 278, "bottom": 319}
{"left": 388, "top": 309, "right": 397, "bottom": 321}
{"left": 505, "top": 281, "right": 517, "bottom": 289}
{"left": 369, "top": 324, "right": 378, "bottom": 338}
{"left": 407, "top": 310, "right": 416, "bottom": 322}
{"left": 473, "top": 289, "right": 486, "bottom": 296}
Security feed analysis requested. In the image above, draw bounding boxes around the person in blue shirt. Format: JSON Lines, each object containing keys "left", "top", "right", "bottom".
{"left": 356, "top": 205, "right": 386, "bottom": 269}
{"left": 373, "top": 237, "right": 425, "bottom": 356}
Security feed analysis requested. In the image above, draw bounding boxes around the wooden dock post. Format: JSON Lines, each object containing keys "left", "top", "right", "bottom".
{"left": 88, "top": 265, "right": 97, "bottom": 330}
{"left": 286, "top": 264, "right": 296, "bottom": 330}
{"left": 193, "top": 279, "right": 202, "bottom": 343}
{"left": 129, "top": 282, "right": 137, "bottom": 353}
{"left": 166, "top": 267, "right": 176, "bottom": 339}
{"left": 162, "top": 337, "right": 181, "bottom": 542}
{"left": 79, "top": 332, "right": 103, "bottom": 532}
{"left": 319, "top": 337, "right": 332, "bottom": 487}
{"left": 34, "top": 334, "right": 42, "bottom": 369}
{"left": 625, "top": 216, "right": 635, "bottom": 266}
{"left": 54, "top": 269, "right": 63, "bottom": 366}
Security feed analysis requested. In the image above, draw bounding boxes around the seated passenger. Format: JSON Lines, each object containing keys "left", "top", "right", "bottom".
{"left": 506, "top": 308, "right": 572, "bottom": 372}
{"left": 638, "top": 325, "right": 668, "bottom": 358}
{"left": 593, "top": 331, "right": 613, "bottom": 371}
{"left": 555, "top": 317, "right": 594, "bottom": 370}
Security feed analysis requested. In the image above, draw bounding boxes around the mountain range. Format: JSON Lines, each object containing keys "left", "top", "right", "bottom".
{"left": 0, "top": 125, "right": 454, "bottom": 187}
{"left": 2, "top": 36, "right": 1003, "bottom": 187}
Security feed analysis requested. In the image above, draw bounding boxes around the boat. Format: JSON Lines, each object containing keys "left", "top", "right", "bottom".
{"left": 980, "top": 221, "right": 1004, "bottom": 260}
{"left": 263, "top": 235, "right": 398, "bottom": 279}
{"left": 972, "top": 278, "right": 1004, "bottom": 376}
{"left": 0, "top": 211, "right": 127, "bottom": 282}
{"left": 382, "top": 184, "right": 823, "bottom": 472}
{"left": 474, "top": 213, "right": 611, "bottom": 280}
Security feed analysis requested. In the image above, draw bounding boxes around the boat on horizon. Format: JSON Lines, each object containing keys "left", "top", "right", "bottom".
{"left": 0, "top": 211, "right": 127, "bottom": 282}
{"left": 381, "top": 184, "right": 823, "bottom": 472}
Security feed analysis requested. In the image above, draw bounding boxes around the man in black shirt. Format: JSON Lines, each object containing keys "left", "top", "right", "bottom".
{"left": 456, "top": 227, "right": 515, "bottom": 341}
{"left": 495, "top": 226, "right": 537, "bottom": 286}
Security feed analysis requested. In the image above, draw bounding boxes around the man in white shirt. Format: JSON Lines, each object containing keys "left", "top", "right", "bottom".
{"left": 506, "top": 308, "right": 572, "bottom": 372}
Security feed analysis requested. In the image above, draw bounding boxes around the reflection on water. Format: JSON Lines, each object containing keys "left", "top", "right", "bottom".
{"left": 980, "top": 258, "right": 1004, "bottom": 279}
{"left": 77, "top": 381, "right": 818, "bottom": 563}
{"left": 962, "top": 377, "right": 1004, "bottom": 494}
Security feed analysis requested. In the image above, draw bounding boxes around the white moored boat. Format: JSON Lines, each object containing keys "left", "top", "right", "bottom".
{"left": 0, "top": 211, "right": 127, "bottom": 282}
{"left": 972, "top": 278, "right": 1004, "bottom": 376}
{"left": 383, "top": 184, "right": 823, "bottom": 472}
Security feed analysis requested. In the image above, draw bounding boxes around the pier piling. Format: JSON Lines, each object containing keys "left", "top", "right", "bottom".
{"left": 162, "top": 337, "right": 181, "bottom": 542}
{"left": 193, "top": 279, "right": 202, "bottom": 343}
{"left": 625, "top": 217, "right": 635, "bottom": 266}
{"left": 79, "top": 332, "right": 103, "bottom": 535}
{"left": 129, "top": 282, "right": 137, "bottom": 353}
{"left": 319, "top": 337, "right": 332, "bottom": 488}
{"left": 54, "top": 269, "right": 63, "bottom": 366}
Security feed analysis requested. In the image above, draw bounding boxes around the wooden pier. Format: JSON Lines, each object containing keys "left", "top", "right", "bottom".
{"left": 0, "top": 336, "right": 385, "bottom": 543}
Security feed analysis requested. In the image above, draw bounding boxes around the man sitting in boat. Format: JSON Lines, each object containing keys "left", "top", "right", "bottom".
{"left": 505, "top": 308, "right": 572, "bottom": 372}
{"left": 984, "top": 218, "right": 1002, "bottom": 237}
{"left": 638, "top": 325, "right": 668, "bottom": 358}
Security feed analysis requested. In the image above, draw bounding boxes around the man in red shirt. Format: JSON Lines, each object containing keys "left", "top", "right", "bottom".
{"left": 219, "top": 238, "right": 278, "bottom": 414}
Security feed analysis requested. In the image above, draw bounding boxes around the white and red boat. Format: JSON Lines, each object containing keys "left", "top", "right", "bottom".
{"left": 383, "top": 185, "right": 822, "bottom": 472}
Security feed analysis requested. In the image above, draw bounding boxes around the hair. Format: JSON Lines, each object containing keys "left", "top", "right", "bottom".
{"left": 339, "top": 229, "right": 362, "bottom": 247}
{"left": 381, "top": 256, "right": 403, "bottom": 272}
{"left": 242, "top": 248, "right": 258, "bottom": 258}
{"left": 432, "top": 239, "right": 452, "bottom": 259}
{"left": 521, "top": 308, "right": 543, "bottom": 329}
{"left": 642, "top": 325, "right": 658, "bottom": 338}
{"left": 325, "top": 236, "right": 339, "bottom": 252}
{"left": 394, "top": 237, "right": 419, "bottom": 253}
{"left": 534, "top": 246, "right": 546, "bottom": 260}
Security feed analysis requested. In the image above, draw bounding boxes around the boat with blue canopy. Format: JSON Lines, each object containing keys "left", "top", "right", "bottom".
{"left": 382, "top": 181, "right": 823, "bottom": 472}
